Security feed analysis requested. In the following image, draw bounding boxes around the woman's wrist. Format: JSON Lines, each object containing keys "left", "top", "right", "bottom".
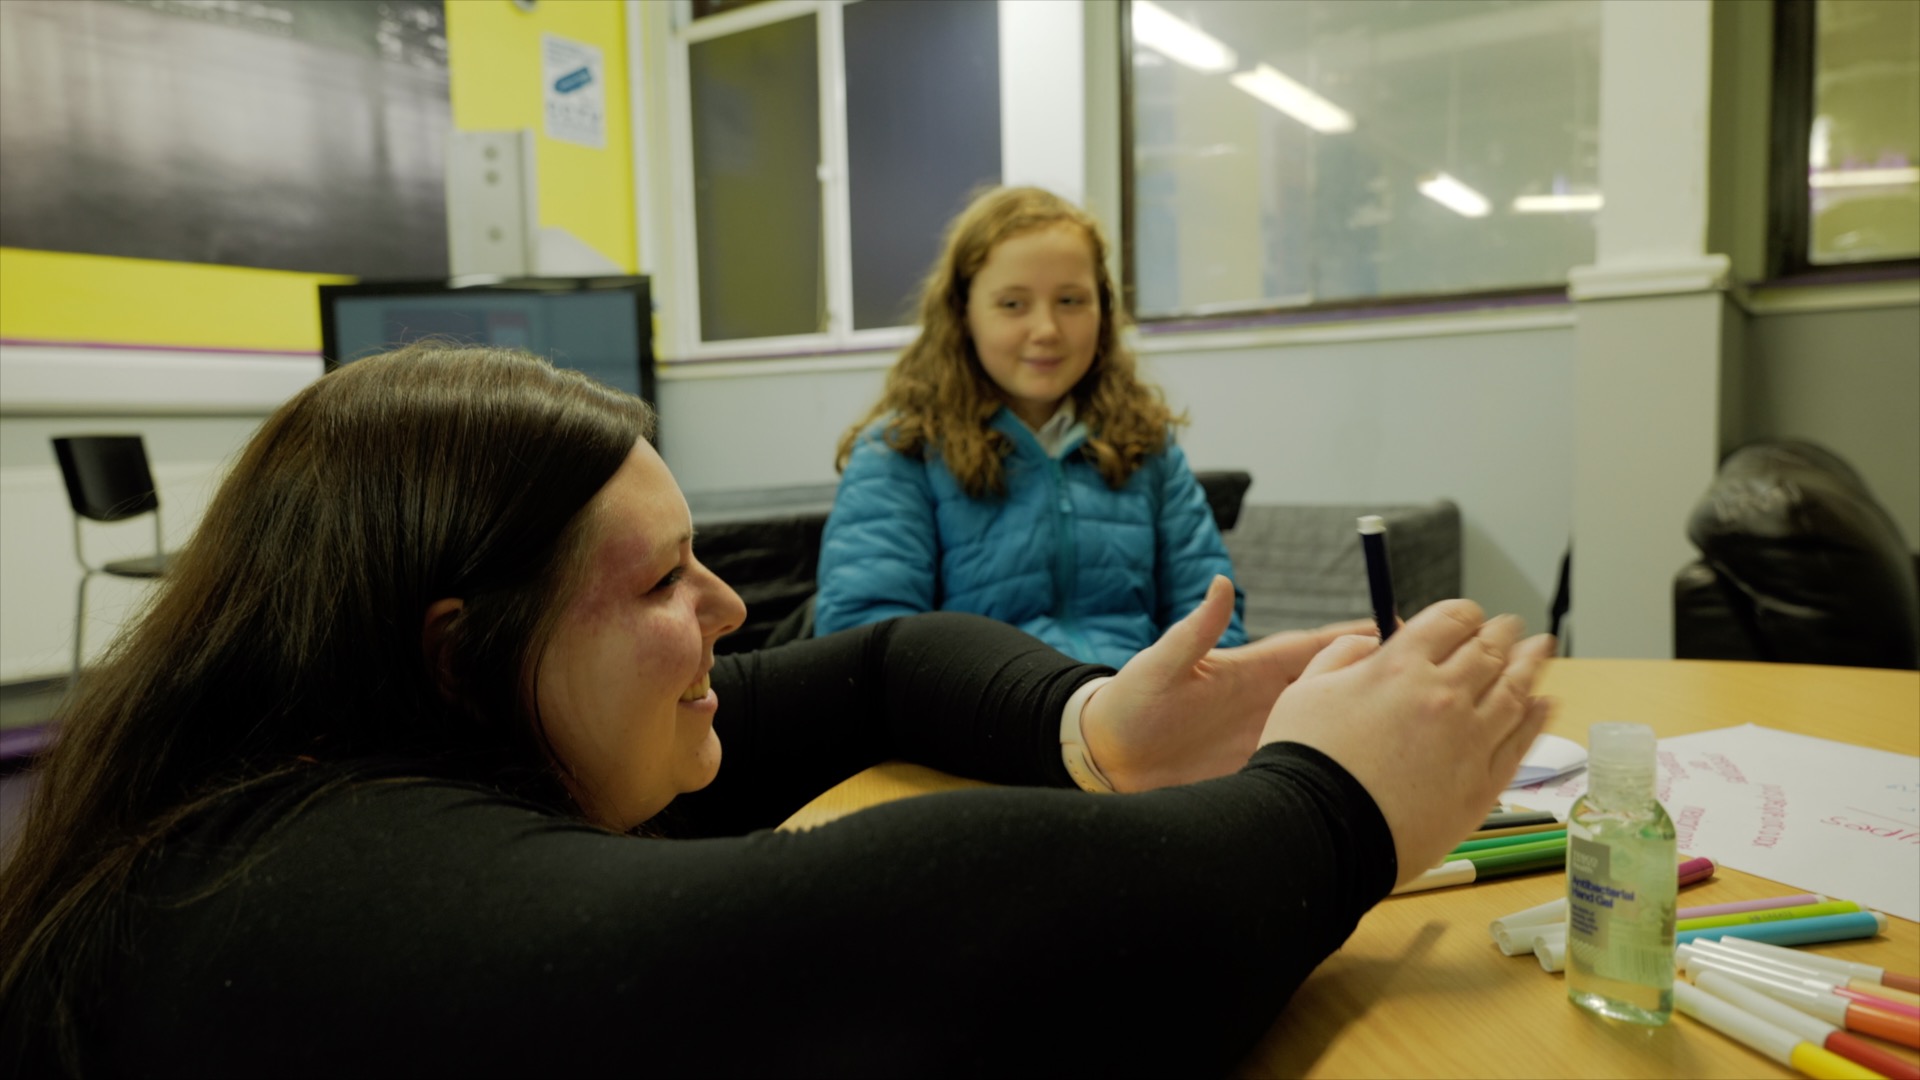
{"left": 1058, "top": 676, "right": 1117, "bottom": 793}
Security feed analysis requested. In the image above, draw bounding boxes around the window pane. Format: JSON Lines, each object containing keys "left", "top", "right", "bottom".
{"left": 1129, "top": 0, "right": 1600, "bottom": 317}
{"left": 845, "top": 0, "right": 1002, "bottom": 330}
{"left": 690, "top": 14, "right": 822, "bottom": 341}
{"left": 1808, "top": 0, "right": 1920, "bottom": 265}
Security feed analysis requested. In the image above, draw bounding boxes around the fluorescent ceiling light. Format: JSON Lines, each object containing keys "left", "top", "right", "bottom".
{"left": 1418, "top": 172, "right": 1490, "bottom": 218}
{"left": 1809, "top": 166, "right": 1920, "bottom": 189}
{"left": 1132, "top": 0, "right": 1236, "bottom": 74}
{"left": 1229, "top": 64, "right": 1355, "bottom": 134}
{"left": 1513, "top": 193, "right": 1604, "bottom": 213}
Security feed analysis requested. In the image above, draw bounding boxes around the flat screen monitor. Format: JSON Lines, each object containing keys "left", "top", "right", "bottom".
{"left": 318, "top": 276, "right": 655, "bottom": 408}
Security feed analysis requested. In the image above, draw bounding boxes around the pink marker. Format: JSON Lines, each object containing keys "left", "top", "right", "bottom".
{"left": 1678, "top": 893, "right": 1823, "bottom": 921}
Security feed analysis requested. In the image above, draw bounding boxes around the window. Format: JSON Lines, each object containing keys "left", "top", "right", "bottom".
{"left": 1772, "top": 0, "right": 1920, "bottom": 272}
{"left": 1124, "top": 0, "right": 1601, "bottom": 320}
{"left": 668, "top": 0, "right": 1000, "bottom": 355}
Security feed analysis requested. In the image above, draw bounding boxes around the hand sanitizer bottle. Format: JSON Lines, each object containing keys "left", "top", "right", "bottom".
{"left": 1566, "top": 722, "right": 1676, "bottom": 1024}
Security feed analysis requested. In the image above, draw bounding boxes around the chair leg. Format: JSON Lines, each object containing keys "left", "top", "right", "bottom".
{"left": 73, "top": 571, "right": 91, "bottom": 677}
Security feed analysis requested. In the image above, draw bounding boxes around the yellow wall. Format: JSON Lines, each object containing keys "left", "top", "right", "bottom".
{"left": 446, "top": 0, "right": 636, "bottom": 274}
{"left": 0, "top": 0, "right": 634, "bottom": 352}
{"left": 0, "top": 249, "right": 348, "bottom": 352}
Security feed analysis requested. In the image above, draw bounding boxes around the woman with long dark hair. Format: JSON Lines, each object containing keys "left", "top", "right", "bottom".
{"left": 1, "top": 345, "right": 1553, "bottom": 1076}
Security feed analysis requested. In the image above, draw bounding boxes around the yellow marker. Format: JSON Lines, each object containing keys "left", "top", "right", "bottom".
{"left": 1787, "top": 1041, "right": 1887, "bottom": 1080}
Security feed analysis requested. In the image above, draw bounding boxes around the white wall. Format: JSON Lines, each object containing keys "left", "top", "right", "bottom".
{"left": 1742, "top": 301, "right": 1920, "bottom": 546}
{"left": 0, "top": 410, "right": 275, "bottom": 683}
{"left": 0, "top": 345, "right": 317, "bottom": 684}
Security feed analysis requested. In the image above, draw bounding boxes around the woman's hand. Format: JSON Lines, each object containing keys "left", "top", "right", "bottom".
{"left": 1261, "top": 600, "right": 1555, "bottom": 886}
{"left": 1079, "top": 576, "right": 1373, "bottom": 792}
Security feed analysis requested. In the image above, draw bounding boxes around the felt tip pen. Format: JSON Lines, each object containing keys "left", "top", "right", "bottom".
{"left": 1690, "top": 939, "right": 1920, "bottom": 1009}
{"left": 1676, "top": 910, "right": 1887, "bottom": 949}
{"left": 1674, "top": 981, "right": 1886, "bottom": 1080}
{"left": 1452, "top": 829, "right": 1568, "bottom": 855}
{"left": 1480, "top": 808, "right": 1560, "bottom": 830}
{"left": 1470, "top": 821, "right": 1565, "bottom": 841}
{"left": 1678, "top": 950, "right": 1920, "bottom": 1048}
{"left": 1357, "top": 516, "right": 1397, "bottom": 642}
{"left": 1677, "top": 900, "right": 1865, "bottom": 933}
{"left": 1461, "top": 837, "right": 1566, "bottom": 868}
{"left": 1720, "top": 936, "right": 1920, "bottom": 995}
{"left": 1390, "top": 846, "right": 1565, "bottom": 895}
{"left": 1692, "top": 971, "right": 1920, "bottom": 1080}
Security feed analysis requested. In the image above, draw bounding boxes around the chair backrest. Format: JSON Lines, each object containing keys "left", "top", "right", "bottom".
{"left": 1194, "top": 470, "right": 1253, "bottom": 533}
{"left": 51, "top": 436, "right": 161, "bottom": 522}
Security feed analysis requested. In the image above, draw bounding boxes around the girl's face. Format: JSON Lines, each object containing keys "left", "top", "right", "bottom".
{"left": 965, "top": 223, "right": 1101, "bottom": 430}
{"left": 536, "top": 439, "right": 746, "bottom": 829}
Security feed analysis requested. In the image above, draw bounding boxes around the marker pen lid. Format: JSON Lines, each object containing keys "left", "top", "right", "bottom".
{"left": 1389, "top": 859, "right": 1475, "bottom": 895}
{"left": 1677, "top": 855, "right": 1717, "bottom": 886}
{"left": 1496, "top": 920, "right": 1566, "bottom": 958}
{"left": 1489, "top": 895, "right": 1567, "bottom": 935}
{"left": 1533, "top": 931, "right": 1566, "bottom": 973}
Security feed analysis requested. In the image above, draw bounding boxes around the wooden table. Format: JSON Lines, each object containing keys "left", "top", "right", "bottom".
{"left": 782, "top": 659, "right": 1920, "bottom": 1078}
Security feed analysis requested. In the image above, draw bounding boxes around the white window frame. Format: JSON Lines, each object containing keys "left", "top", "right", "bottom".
{"left": 632, "top": 0, "right": 1090, "bottom": 364}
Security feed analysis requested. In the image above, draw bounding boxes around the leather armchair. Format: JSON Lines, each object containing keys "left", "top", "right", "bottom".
{"left": 1674, "top": 439, "right": 1919, "bottom": 670}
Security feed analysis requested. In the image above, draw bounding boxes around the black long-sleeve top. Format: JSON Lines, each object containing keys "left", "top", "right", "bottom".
{"left": 98, "top": 614, "right": 1397, "bottom": 1077}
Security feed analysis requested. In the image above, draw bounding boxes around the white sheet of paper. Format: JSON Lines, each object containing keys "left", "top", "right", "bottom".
{"left": 1508, "top": 733, "right": 1587, "bottom": 789}
{"left": 1508, "top": 724, "right": 1920, "bottom": 922}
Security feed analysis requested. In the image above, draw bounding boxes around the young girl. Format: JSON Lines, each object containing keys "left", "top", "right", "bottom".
{"left": 815, "top": 186, "right": 1246, "bottom": 666}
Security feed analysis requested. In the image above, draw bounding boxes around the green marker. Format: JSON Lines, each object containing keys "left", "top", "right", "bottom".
{"left": 1452, "top": 829, "right": 1568, "bottom": 855}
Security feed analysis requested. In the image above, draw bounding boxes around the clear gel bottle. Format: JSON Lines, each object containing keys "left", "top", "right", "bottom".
{"left": 1566, "top": 722, "right": 1676, "bottom": 1025}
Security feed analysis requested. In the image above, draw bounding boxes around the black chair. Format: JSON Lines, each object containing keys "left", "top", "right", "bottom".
{"left": 1674, "top": 438, "right": 1919, "bottom": 670}
{"left": 51, "top": 436, "right": 176, "bottom": 674}
{"left": 1194, "top": 470, "right": 1253, "bottom": 533}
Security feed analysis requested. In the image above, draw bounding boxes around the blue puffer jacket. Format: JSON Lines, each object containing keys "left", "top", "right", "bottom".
{"left": 814, "top": 409, "right": 1246, "bottom": 667}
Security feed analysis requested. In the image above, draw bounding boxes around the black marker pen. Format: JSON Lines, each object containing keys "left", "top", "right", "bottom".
{"left": 1358, "top": 515, "right": 1397, "bottom": 642}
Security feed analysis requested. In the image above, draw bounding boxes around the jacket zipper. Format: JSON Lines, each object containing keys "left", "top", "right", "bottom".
{"left": 1048, "top": 457, "right": 1095, "bottom": 661}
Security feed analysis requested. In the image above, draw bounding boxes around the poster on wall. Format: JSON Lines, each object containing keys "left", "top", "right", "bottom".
{"left": 0, "top": 0, "right": 450, "bottom": 279}
{"left": 542, "top": 33, "right": 605, "bottom": 150}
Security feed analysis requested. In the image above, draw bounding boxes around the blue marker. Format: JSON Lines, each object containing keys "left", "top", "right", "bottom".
{"left": 1358, "top": 515, "right": 1397, "bottom": 642}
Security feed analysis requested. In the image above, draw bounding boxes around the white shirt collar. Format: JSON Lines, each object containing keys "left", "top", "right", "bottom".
{"left": 1025, "top": 400, "right": 1083, "bottom": 458}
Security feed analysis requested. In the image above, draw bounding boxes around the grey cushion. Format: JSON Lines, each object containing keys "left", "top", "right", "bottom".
{"left": 1224, "top": 501, "right": 1462, "bottom": 638}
